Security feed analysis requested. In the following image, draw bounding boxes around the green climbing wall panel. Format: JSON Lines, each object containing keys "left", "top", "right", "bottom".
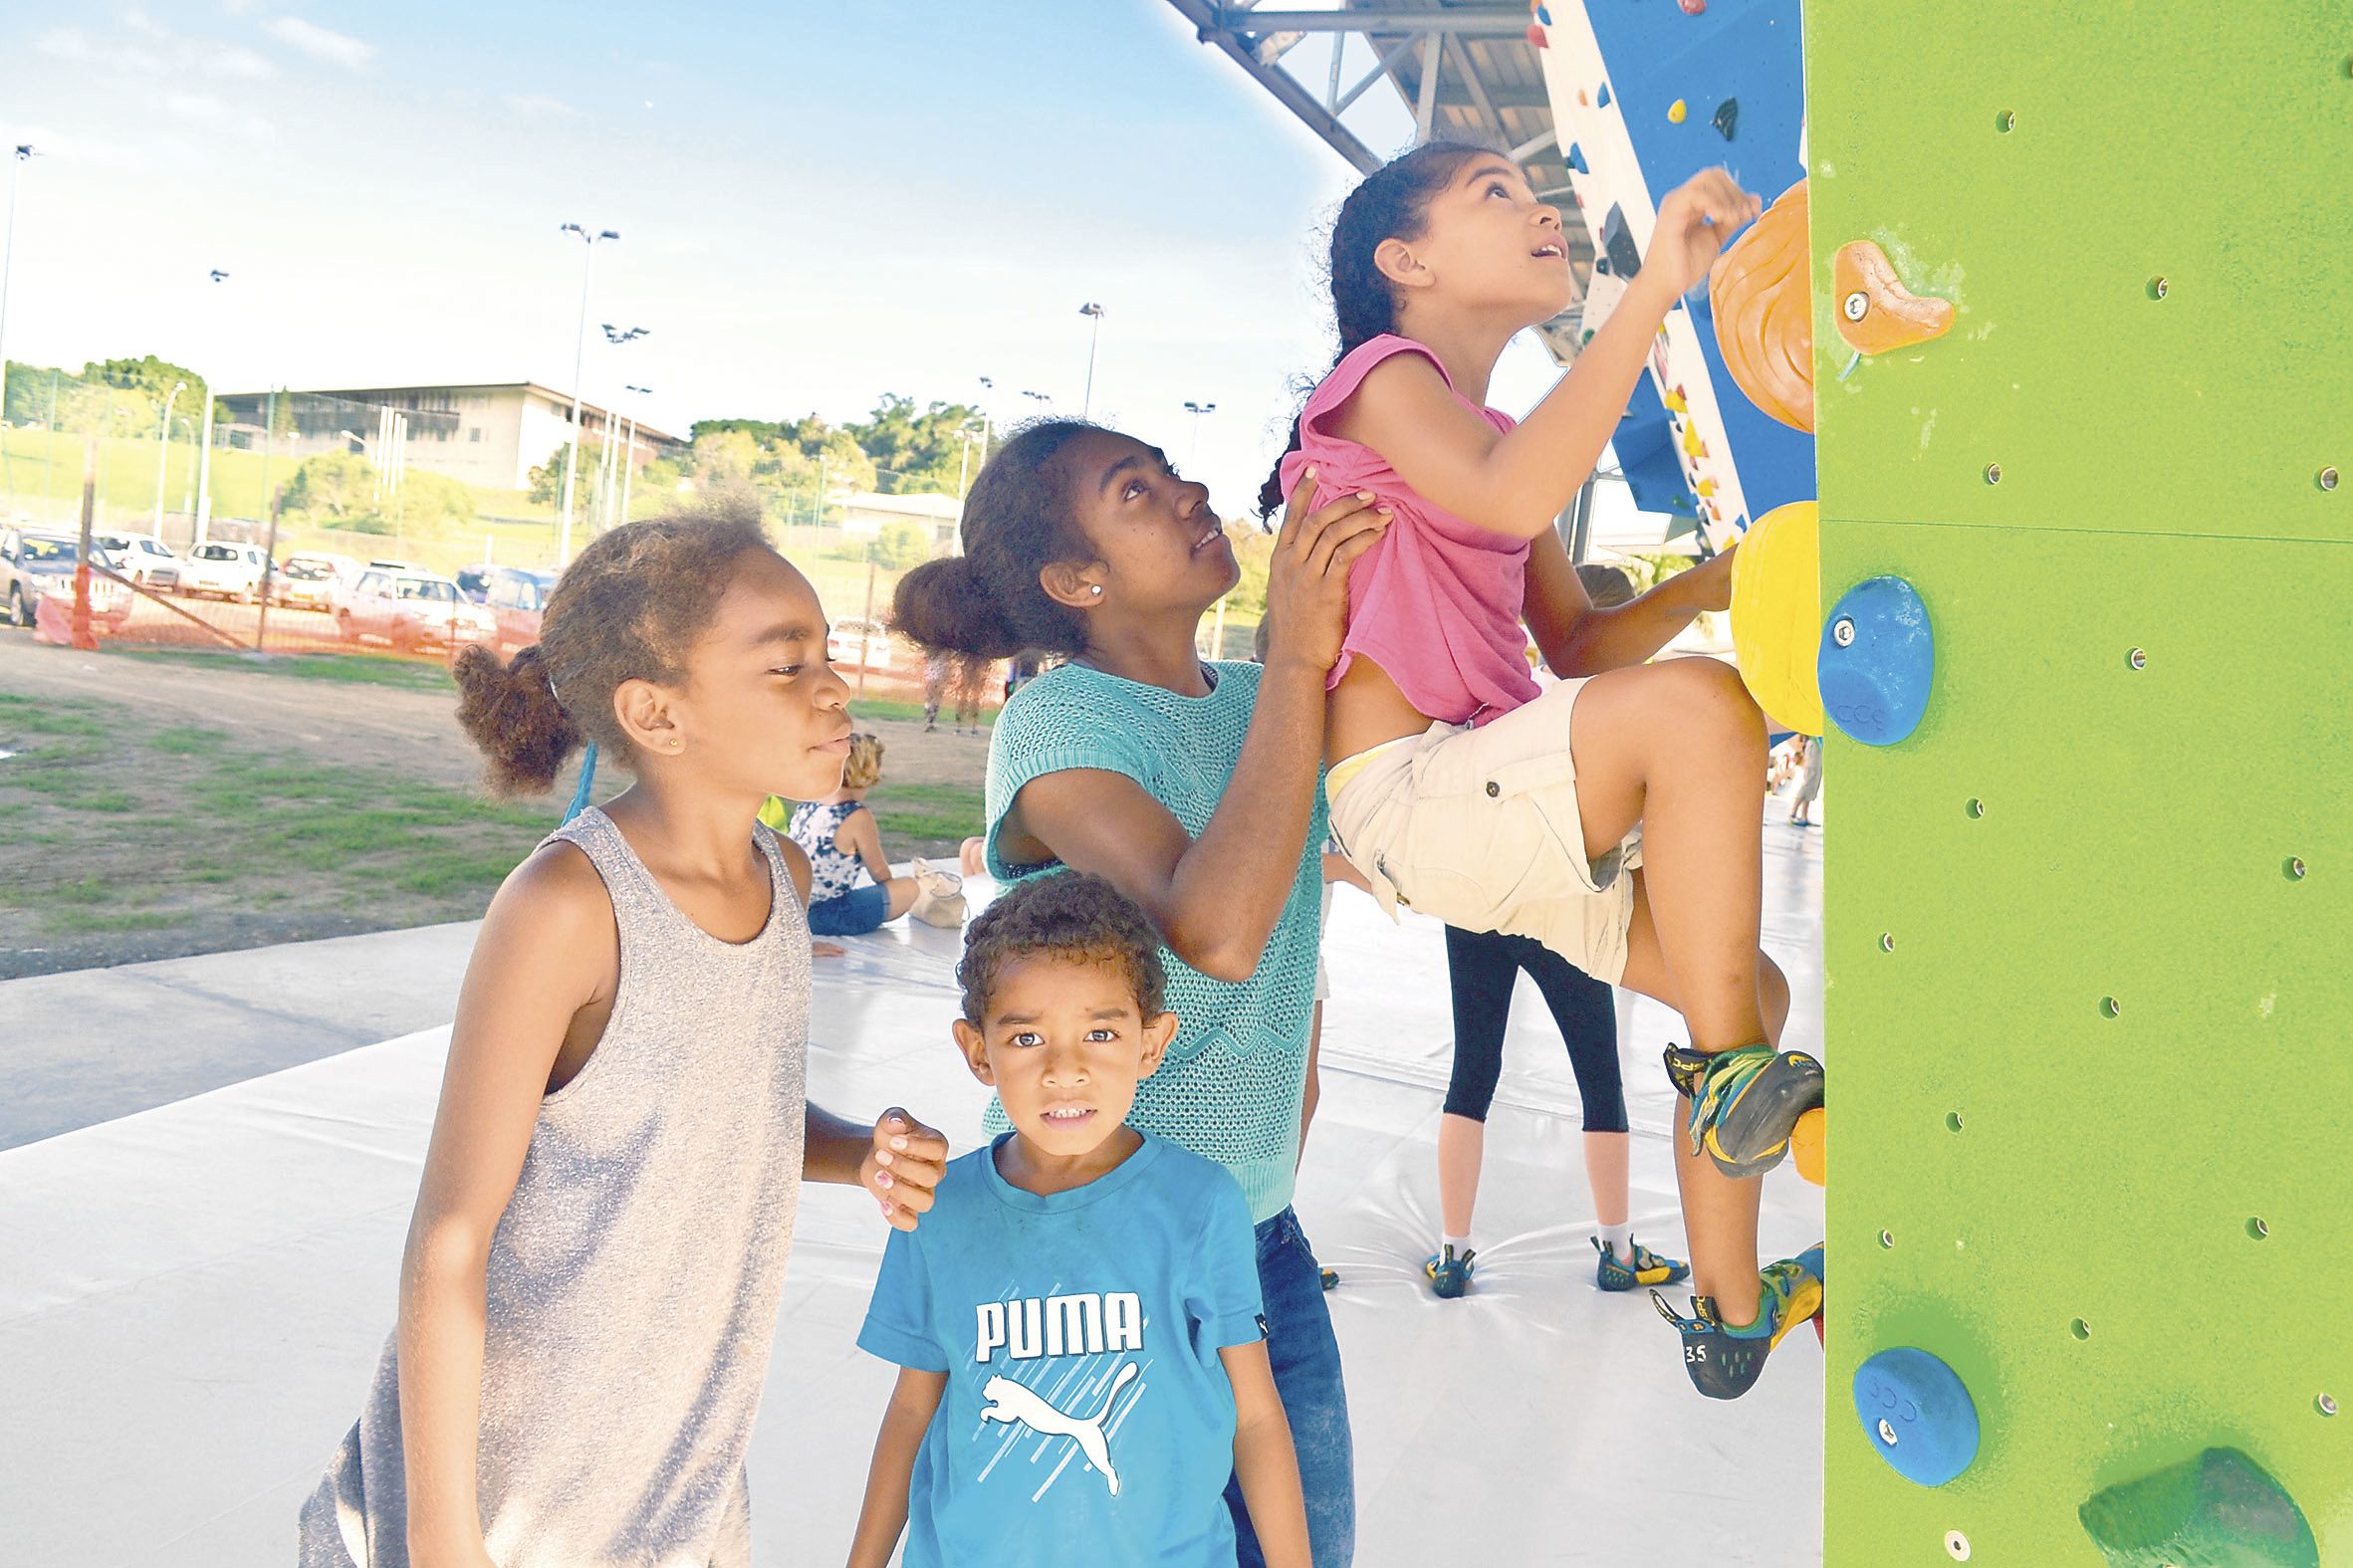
{"left": 1805, "top": 6, "right": 2352, "bottom": 1565}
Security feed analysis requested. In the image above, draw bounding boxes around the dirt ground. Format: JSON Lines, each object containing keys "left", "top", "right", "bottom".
{"left": 0, "top": 634, "right": 993, "bottom": 792}
{"left": 0, "top": 631, "right": 990, "bottom": 977}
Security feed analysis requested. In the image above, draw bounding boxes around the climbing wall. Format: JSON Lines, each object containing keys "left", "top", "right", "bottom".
{"left": 1808, "top": 7, "right": 2351, "bottom": 1564}
{"left": 1529, "top": 0, "right": 1813, "bottom": 545}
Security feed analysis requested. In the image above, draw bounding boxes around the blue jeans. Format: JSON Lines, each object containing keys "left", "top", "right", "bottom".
{"left": 1225, "top": 1207, "right": 1354, "bottom": 1567}
{"left": 806, "top": 882, "right": 890, "bottom": 937}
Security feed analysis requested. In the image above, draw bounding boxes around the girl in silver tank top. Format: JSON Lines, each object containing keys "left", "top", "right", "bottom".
{"left": 299, "top": 514, "right": 950, "bottom": 1568}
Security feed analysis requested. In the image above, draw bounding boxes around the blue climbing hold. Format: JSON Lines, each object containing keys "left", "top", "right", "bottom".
{"left": 1567, "top": 143, "right": 1589, "bottom": 174}
{"left": 1595, "top": 82, "right": 1612, "bottom": 109}
{"left": 1818, "top": 575, "right": 1934, "bottom": 746}
{"left": 1536, "top": 5, "right": 1554, "bottom": 24}
{"left": 1853, "top": 1347, "right": 1979, "bottom": 1487}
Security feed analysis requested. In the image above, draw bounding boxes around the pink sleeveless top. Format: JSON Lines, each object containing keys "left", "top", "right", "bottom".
{"left": 1277, "top": 335, "right": 1538, "bottom": 728}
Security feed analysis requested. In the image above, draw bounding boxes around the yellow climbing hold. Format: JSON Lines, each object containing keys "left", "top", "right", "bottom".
{"left": 1664, "top": 388, "right": 1688, "bottom": 414}
{"left": 1668, "top": 99, "right": 1688, "bottom": 123}
{"left": 1697, "top": 478, "right": 1718, "bottom": 497}
{"left": 1730, "top": 501, "right": 1825, "bottom": 737}
{"left": 1682, "top": 425, "right": 1704, "bottom": 458}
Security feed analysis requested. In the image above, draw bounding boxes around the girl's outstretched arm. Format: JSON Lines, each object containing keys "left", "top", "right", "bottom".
{"left": 1337, "top": 170, "right": 1762, "bottom": 541}
{"left": 397, "top": 842, "right": 618, "bottom": 1566}
{"left": 1006, "top": 482, "right": 1388, "bottom": 983}
{"left": 846, "top": 1367, "right": 947, "bottom": 1568}
{"left": 1523, "top": 527, "right": 1734, "bottom": 677}
{"left": 1224, "top": 1342, "right": 1311, "bottom": 1568}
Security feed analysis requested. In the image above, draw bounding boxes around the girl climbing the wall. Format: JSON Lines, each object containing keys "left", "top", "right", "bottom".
{"left": 299, "top": 509, "right": 951, "bottom": 1567}
{"left": 893, "top": 428, "right": 1386, "bottom": 1566}
{"left": 1264, "top": 142, "right": 1820, "bottom": 1399}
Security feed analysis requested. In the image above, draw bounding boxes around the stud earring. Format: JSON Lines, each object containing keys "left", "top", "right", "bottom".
{"left": 1090, "top": 585, "right": 1102, "bottom": 595}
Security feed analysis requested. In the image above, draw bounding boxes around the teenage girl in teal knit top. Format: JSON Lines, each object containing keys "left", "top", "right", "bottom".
{"left": 894, "top": 432, "right": 1384, "bottom": 1568}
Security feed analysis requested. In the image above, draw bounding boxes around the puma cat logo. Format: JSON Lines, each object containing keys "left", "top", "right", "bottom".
{"left": 978, "top": 1362, "right": 1141, "bottom": 1495}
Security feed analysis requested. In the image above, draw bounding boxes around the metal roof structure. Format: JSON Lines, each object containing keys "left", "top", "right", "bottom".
{"left": 1166, "top": 1, "right": 1591, "bottom": 363}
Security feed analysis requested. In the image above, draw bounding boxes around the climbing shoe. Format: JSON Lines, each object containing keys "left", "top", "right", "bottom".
{"left": 1651, "top": 1243, "right": 1823, "bottom": 1400}
{"left": 1423, "top": 1243, "right": 1476, "bottom": 1299}
{"left": 1593, "top": 1234, "right": 1690, "bottom": 1292}
{"left": 1663, "top": 1043, "right": 1825, "bottom": 1179}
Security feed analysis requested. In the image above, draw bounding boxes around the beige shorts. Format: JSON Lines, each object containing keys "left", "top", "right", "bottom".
{"left": 1325, "top": 677, "right": 1642, "bottom": 985}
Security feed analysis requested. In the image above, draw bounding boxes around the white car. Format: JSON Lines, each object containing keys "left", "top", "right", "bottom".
{"left": 273, "top": 552, "right": 363, "bottom": 612}
{"left": 179, "top": 542, "right": 274, "bottom": 603}
{"left": 93, "top": 533, "right": 181, "bottom": 591}
{"left": 827, "top": 617, "right": 894, "bottom": 670}
{"left": 338, "top": 565, "right": 498, "bottom": 653}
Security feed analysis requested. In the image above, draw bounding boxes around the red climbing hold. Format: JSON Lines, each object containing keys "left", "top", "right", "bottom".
{"left": 1679, "top": 0, "right": 1707, "bottom": 12}
{"left": 1526, "top": 21, "right": 1548, "bottom": 47}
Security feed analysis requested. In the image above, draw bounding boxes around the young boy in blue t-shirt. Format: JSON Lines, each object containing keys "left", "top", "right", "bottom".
{"left": 847, "top": 873, "right": 1310, "bottom": 1568}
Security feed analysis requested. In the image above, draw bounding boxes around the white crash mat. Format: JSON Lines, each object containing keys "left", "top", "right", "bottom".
{"left": 0, "top": 831, "right": 1825, "bottom": 1565}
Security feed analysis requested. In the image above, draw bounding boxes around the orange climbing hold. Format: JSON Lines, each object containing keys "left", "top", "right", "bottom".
{"left": 1707, "top": 178, "right": 1814, "bottom": 433}
{"left": 1832, "top": 239, "right": 1955, "bottom": 355}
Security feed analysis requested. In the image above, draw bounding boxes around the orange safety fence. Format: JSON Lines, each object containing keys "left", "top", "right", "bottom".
{"left": 35, "top": 560, "right": 1004, "bottom": 715}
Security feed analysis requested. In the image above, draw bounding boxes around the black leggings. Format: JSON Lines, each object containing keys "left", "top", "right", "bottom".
{"left": 1442, "top": 925, "right": 1629, "bottom": 1133}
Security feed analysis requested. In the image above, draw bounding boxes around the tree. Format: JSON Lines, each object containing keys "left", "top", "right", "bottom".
{"left": 867, "top": 521, "right": 930, "bottom": 571}
{"left": 280, "top": 451, "right": 378, "bottom": 524}
{"left": 527, "top": 443, "right": 604, "bottom": 512}
{"left": 844, "top": 394, "right": 987, "bottom": 495}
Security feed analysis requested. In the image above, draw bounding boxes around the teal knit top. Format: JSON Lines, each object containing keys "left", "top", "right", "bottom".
{"left": 984, "top": 659, "right": 1327, "bottom": 1224}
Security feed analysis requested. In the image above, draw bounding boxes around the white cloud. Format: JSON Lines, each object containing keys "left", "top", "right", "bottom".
{"left": 36, "top": 27, "right": 99, "bottom": 62}
{"left": 35, "top": 18, "right": 272, "bottom": 80}
{"left": 502, "top": 94, "right": 580, "bottom": 119}
{"left": 265, "top": 16, "right": 373, "bottom": 69}
{"left": 161, "top": 92, "right": 274, "bottom": 139}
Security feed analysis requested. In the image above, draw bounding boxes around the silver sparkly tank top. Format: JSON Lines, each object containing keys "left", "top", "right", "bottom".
{"left": 300, "top": 807, "right": 811, "bottom": 1567}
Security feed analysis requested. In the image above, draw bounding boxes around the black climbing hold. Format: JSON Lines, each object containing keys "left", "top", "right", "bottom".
{"left": 1712, "top": 99, "right": 1740, "bottom": 140}
{"left": 1601, "top": 204, "right": 1642, "bottom": 278}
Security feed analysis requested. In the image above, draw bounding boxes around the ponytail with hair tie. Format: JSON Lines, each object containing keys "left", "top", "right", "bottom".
{"left": 1260, "top": 140, "right": 1493, "bottom": 517}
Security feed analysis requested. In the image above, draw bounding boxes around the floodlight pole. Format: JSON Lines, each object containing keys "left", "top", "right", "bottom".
{"left": 194, "top": 269, "right": 230, "bottom": 546}
{"left": 556, "top": 224, "right": 618, "bottom": 565}
{"left": 0, "top": 146, "right": 33, "bottom": 469}
{"left": 1183, "top": 399, "right": 1217, "bottom": 467}
{"left": 619, "top": 383, "right": 650, "bottom": 527}
{"left": 1078, "top": 303, "right": 1105, "bottom": 419}
{"left": 153, "top": 380, "right": 184, "bottom": 532}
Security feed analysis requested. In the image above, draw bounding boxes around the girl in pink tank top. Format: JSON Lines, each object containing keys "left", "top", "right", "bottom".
{"left": 1262, "top": 143, "right": 1829, "bottom": 1403}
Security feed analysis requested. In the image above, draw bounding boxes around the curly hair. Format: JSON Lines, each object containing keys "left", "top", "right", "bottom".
{"left": 452, "top": 500, "right": 773, "bottom": 794}
{"left": 955, "top": 871, "right": 1168, "bottom": 1027}
{"left": 892, "top": 419, "right": 1099, "bottom": 662}
{"left": 841, "top": 732, "right": 886, "bottom": 791}
{"left": 1259, "top": 139, "right": 1495, "bottom": 517}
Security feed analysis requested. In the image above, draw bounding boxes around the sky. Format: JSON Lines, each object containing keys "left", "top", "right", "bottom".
{"left": 0, "top": 1, "right": 1577, "bottom": 518}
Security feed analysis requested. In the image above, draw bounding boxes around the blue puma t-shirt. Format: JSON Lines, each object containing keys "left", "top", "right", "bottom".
{"left": 857, "top": 1130, "right": 1267, "bottom": 1566}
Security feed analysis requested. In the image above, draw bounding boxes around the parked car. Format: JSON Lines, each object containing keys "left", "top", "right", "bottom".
{"left": 827, "top": 616, "right": 894, "bottom": 669}
{"left": 0, "top": 528, "right": 130, "bottom": 629}
{"left": 272, "top": 552, "right": 363, "bottom": 612}
{"left": 338, "top": 565, "right": 498, "bottom": 653}
{"left": 179, "top": 541, "right": 274, "bottom": 603}
{"left": 484, "top": 566, "right": 556, "bottom": 654}
{"left": 93, "top": 533, "right": 181, "bottom": 592}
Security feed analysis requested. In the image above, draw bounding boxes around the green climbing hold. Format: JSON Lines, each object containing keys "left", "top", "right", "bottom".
{"left": 1712, "top": 98, "right": 1740, "bottom": 141}
{"left": 2078, "top": 1448, "right": 2317, "bottom": 1568}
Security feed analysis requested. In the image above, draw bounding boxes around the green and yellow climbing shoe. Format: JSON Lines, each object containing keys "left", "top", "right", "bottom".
{"left": 1652, "top": 1244, "right": 1823, "bottom": 1401}
{"left": 1664, "top": 1042, "right": 1826, "bottom": 1179}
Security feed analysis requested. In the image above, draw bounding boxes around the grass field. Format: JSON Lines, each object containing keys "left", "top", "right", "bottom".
{"left": 0, "top": 666, "right": 982, "bottom": 976}
{"left": 0, "top": 691, "right": 555, "bottom": 970}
